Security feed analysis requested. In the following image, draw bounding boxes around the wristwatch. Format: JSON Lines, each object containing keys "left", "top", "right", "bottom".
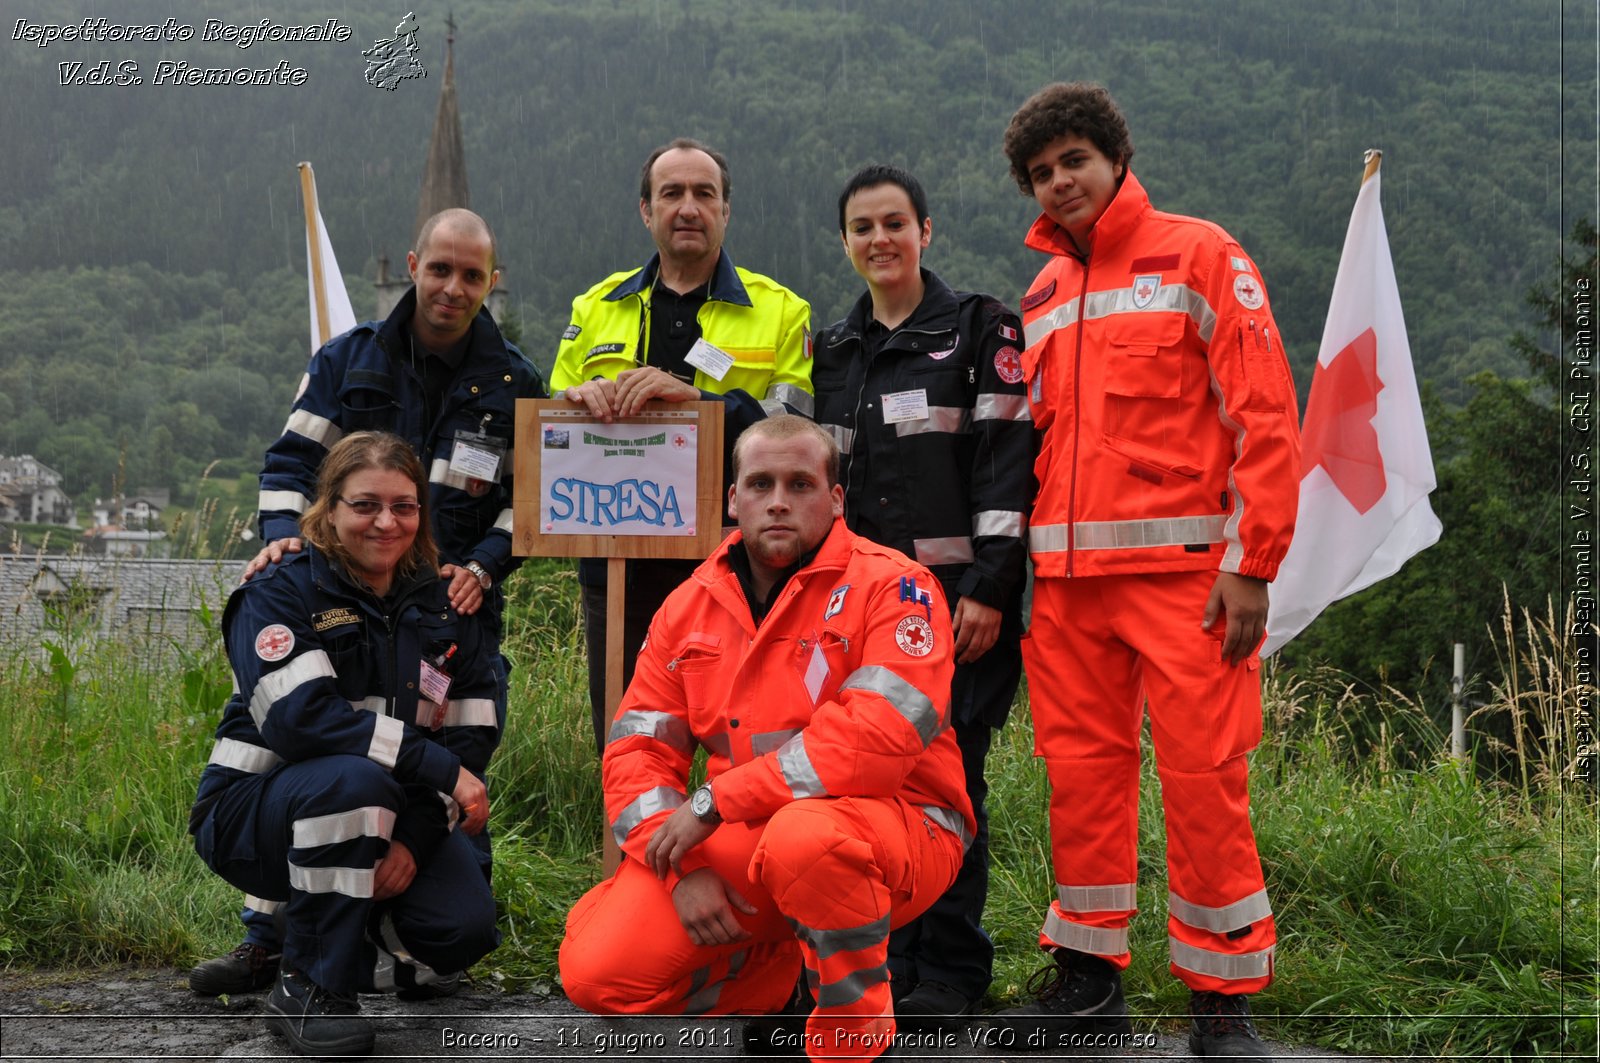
{"left": 463, "top": 561, "right": 492, "bottom": 591}
{"left": 690, "top": 784, "right": 721, "bottom": 825}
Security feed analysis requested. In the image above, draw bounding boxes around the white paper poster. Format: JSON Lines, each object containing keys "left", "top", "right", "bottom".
{"left": 540, "top": 420, "right": 700, "bottom": 535}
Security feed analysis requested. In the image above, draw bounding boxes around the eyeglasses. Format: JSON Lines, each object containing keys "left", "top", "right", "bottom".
{"left": 338, "top": 497, "right": 422, "bottom": 519}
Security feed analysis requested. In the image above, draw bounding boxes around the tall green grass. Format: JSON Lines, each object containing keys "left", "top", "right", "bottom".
{"left": 0, "top": 562, "right": 1592, "bottom": 1058}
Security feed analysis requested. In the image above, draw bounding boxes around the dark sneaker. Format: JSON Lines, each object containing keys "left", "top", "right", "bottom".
{"left": 264, "top": 966, "right": 374, "bottom": 1058}
{"left": 188, "top": 941, "right": 281, "bottom": 996}
{"left": 991, "top": 949, "right": 1131, "bottom": 1051}
{"left": 1189, "top": 991, "right": 1273, "bottom": 1059}
{"left": 895, "top": 979, "right": 977, "bottom": 1034}
{"left": 396, "top": 972, "right": 462, "bottom": 1002}
{"left": 742, "top": 979, "right": 813, "bottom": 1056}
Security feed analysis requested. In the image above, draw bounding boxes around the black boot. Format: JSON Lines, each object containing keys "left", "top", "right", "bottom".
{"left": 264, "top": 966, "right": 374, "bottom": 1058}
{"left": 1189, "top": 990, "right": 1273, "bottom": 1059}
{"left": 990, "top": 949, "right": 1131, "bottom": 1052}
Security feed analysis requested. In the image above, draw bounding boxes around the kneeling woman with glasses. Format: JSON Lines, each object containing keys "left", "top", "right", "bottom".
{"left": 190, "top": 431, "right": 500, "bottom": 1058}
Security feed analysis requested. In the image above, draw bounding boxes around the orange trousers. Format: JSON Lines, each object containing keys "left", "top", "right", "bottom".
{"left": 560, "top": 797, "right": 963, "bottom": 1061}
{"left": 1023, "top": 571, "right": 1276, "bottom": 993}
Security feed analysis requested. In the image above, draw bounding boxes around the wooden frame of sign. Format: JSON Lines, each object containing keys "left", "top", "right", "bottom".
{"left": 512, "top": 398, "right": 725, "bottom": 870}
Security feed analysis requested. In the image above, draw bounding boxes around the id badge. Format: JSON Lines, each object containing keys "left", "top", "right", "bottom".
{"left": 684, "top": 337, "right": 735, "bottom": 382}
{"left": 449, "top": 429, "right": 506, "bottom": 482}
{"left": 881, "top": 389, "right": 930, "bottom": 424}
{"left": 418, "top": 658, "right": 452, "bottom": 707}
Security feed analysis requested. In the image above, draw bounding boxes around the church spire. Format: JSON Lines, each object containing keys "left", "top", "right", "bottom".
{"left": 412, "top": 12, "right": 469, "bottom": 246}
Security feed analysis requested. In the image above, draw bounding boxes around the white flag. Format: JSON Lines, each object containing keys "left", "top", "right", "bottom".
{"left": 298, "top": 162, "right": 357, "bottom": 354}
{"left": 1263, "top": 152, "right": 1442, "bottom": 656}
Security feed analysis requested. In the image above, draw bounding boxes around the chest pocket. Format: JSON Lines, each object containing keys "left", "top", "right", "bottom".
{"left": 1101, "top": 314, "right": 1186, "bottom": 400}
{"left": 339, "top": 371, "right": 399, "bottom": 432}
{"left": 667, "top": 633, "right": 723, "bottom": 711}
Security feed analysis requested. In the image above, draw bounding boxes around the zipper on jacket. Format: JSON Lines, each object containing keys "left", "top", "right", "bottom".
{"left": 1067, "top": 258, "right": 1092, "bottom": 579}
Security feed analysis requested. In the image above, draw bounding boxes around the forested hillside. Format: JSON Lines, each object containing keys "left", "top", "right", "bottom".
{"left": 0, "top": 0, "right": 1593, "bottom": 693}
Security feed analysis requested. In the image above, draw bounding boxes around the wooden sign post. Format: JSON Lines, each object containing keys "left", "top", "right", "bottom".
{"left": 512, "top": 399, "right": 725, "bottom": 871}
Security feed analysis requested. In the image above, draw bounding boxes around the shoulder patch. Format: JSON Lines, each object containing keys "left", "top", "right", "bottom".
{"left": 586, "top": 342, "right": 627, "bottom": 359}
{"left": 994, "top": 346, "right": 1024, "bottom": 384}
{"left": 562, "top": 324, "right": 582, "bottom": 342}
{"left": 255, "top": 624, "right": 295, "bottom": 662}
{"left": 312, "top": 607, "right": 361, "bottom": 633}
{"left": 1233, "top": 273, "right": 1265, "bottom": 310}
{"left": 1020, "top": 280, "right": 1056, "bottom": 312}
{"left": 895, "top": 615, "right": 934, "bottom": 657}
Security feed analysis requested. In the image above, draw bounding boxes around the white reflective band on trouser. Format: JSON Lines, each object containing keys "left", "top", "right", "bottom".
{"left": 208, "top": 737, "right": 283, "bottom": 774}
{"left": 1030, "top": 515, "right": 1228, "bottom": 553}
{"left": 683, "top": 948, "right": 745, "bottom": 1015}
{"left": 610, "top": 786, "right": 685, "bottom": 847}
{"left": 974, "top": 392, "right": 1032, "bottom": 422}
{"left": 373, "top": 910, "right": 440, "bottom": 990}
{"left": 894, "top": 406, "right": 970, "bottom": 437}
{"left": 919, "top": 804, "right": 973, "bottom": 851}
{"left": 975, "top": 510, "right": 1026, "bottom": 539}
{"left": 767, "top": 383, "right": 814, "bottom": 417}
{"left": 292, "top": 805, "right": 396, "bottom": 848}
{"left": 249, "top": 650, "right": 336, "bottom": 728}
{"left": 283, "top": 408, "right": 343, "bottom": 449}
{"left": 1170, "top": 938, "right": 1274, "bottom": 981}
{"left": 777, "top": 733, "right": 827, "bottom": 799}
{"left": 1058, "top": 882, "right": 1138, "bottom": 913}
{"left": 1168, "top": 888, "right": 1272, "bottom": 934}
{"left": 258, "top": 489, "right": 310, "bottom": 514}
{"left": 429, "top": 458, "right": 472, "bottom": 490}
{"left": 367, "top": 714, "right": 404, "bottom": 770}
{"left": 821, "top": 423, "right": 855, "bottom": 453}
{"left": 914, "top": 536, "right": 974, "bottom": 566}
{"left": 244, "top": 894, "right": 281, "bottom": 914}
{"left": 288, "top": 862, "right": 375, "bottom": 898}
{"left": 1043, "top": 908, "right": 1129, "bottom": 956}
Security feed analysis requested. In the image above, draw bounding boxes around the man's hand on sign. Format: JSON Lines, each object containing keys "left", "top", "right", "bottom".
{"left": 614, "top": 366, "right": 699, "bottom": 417}
{"left": 561, "top": 378, "right": 622, "bottom": 422}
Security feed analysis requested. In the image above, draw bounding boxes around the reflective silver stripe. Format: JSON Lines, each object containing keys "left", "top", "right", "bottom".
{"left": 353, "top": 696, "right": 386, "bottom": 714}
{"left": 1025, "top": 297, "right": 1081, "bottom": 349}
{"left": 816, "top": 965, "right": 889, "bottom": 1009}
{"left": 1168, "top": 888, "right": 1272, "bottom": 934}
{"left": 1043, "top": 908, "right": 1130, "bottom": 955}
{"left": 367, "top": 714, "right": 404, "bottom": 770}
{"left": 288, "top": 863, "right": 374, "bottom": 898}
{"left": 244, "top": 894, "right": 281, "bottom": 914}
{"left": 1170, "top": 938, "right": 1274, "bottom": 982}
{"left": 751, "top": 728, "right": 800, "bottom": 757}
{"left": 791, "top": 913, "right": 890, "bottom": 960}
{"left": 821, "top": 423, "right": 855, "bottom": 453}
{"left": 292, "top": 806, "right": 395, "bottom": 848}
{"left": 608, "top": 710, "right": 693, "bottom": 753}
{"left": 1208, "top": 364, "right": 1248, "bottom": 572}
{"left": 610, "top": 786, "right": 685, "bottom": 846}
{"left": 974, "top": 393, "right": 1032, "bottom": 422}
{"left": 700, "top": 733, "right": 732, "bottom": 759}
{"left": 776, "top": 734, "right": 827, "bottom": 799}
{"left": 429, "top": 458, "right": 472, "bottom": 491}
{"left": 919, "top": 804, "right": 973, "bottom": 851}
{"left": 1058, "top": 882, "right": 1138, "bottom": 913}
{"left": 893, "top": 406, "right": 969, "bottom": 437}
{"left": 840, "top": 666, "right": 940, "bottom": 747}
{"left": 975, "top": 510, "right": 1026, "bottom": 539}
{"left": 1024, "top": 284, "right": 1216, "bottom": 346}
{"left": 208, "top": 737, "right": 283, "bottom": 774}
{"left": 683, "top": 948, "right": 744, "bottom": 1015}
{"left": 1029, "top": 515, "right": 1228, "bottom": 554}
{"left": 377, "top": 911, "right": 440, "bottom": 981}
{"left": 767, "top": 383, "right": 814, "bottom": 417}
{"left": 914, "top": 536, "right": 974, "bottom": 566}
{"left": 258, "top": 489, "right": 309, "bottom": 514}
{"left": 283, "top": 409, "right": 342, "bottom": 448}
{"left": 372, "top": 949, "right": 397, "bottom": 992}
{"left": 494, "top": 508, "right": 513, "bottom": 533}
{"left": 249, "top": 650, "right": 335, "bottom": 727}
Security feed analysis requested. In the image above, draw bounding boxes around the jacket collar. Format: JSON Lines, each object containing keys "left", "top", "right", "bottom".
{"left": 374, "top": 285, "right": 510, "bottom": 363}
{"left": 604, "top": 249, "right": 752, "bottom": 307}
{"left": 307, "top": 542, "right": 437, "bottom": 608}
{"left": 1023, "top": 169, "right": 1153, "bottom": 260}
{"left": 840, "top": 268, "right": 960, "bottom": 341}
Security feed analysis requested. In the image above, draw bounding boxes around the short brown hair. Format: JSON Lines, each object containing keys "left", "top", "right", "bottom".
{"left": 1003, "top": 82, "right": 1135, "bottom": 196}
{"left": 300, "top": 431, "right": 438, "bottom": 582}
{"left": 732, "top": 415, "right": 840, "bottom": 487}
{"left": 639, "top": 137, "right": 732, "bottom": 201}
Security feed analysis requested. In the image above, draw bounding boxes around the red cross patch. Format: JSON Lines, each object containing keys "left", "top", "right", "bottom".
{"left": 255, "top": 624, "right": 295, "bottom": 662}
{"left": 994, "top": 346, "right": 1024, "bottom": 384}
{"left": 1233, "top": 273, "right": 1265, "bottom": 310}
{"left": 895, "top": 615, "right": 934, "bottom": 657}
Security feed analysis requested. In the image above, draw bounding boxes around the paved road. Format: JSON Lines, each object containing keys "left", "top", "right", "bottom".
{"left": 0, "top": 967, "right": 1404, "bottom": 1061}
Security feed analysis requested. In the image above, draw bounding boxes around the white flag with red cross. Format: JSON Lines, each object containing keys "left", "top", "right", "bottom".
{"left": 1263, "top": 151, "right": 1442, "bottom": 657}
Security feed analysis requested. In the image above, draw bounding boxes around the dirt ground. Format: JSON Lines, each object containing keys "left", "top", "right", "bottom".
{"left": 0, "top": 966, "right": 1390, "bottom": 1061}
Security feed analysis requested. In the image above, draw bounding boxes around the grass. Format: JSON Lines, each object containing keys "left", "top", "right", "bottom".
{"left": 0, "top": 559, "right": 1593, "bottom": 1058}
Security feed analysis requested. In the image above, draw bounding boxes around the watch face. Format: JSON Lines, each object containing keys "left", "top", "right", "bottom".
{"left": 692, "top": 787, "right": 713, "bottom": 817}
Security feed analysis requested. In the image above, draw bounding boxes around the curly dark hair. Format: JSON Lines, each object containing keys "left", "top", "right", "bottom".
{"left": 1002, "top": 82, "right": 1135, "bottom": 196}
